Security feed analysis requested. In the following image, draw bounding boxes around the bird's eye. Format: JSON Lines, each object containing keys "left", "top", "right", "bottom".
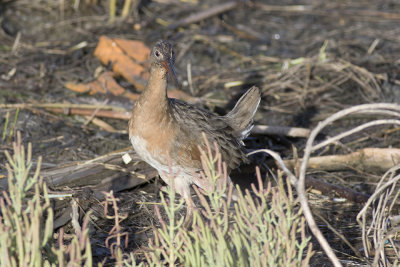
{"left": 155, "top": 51, "right": 160, "bottom": 57}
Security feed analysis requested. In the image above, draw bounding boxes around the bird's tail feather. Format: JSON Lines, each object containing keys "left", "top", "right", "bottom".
{"left": 225, "top": 86, "right": 261, "bottom": 140}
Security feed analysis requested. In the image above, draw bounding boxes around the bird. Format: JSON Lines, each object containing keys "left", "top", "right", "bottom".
{"left": 129, "top": 40, "right": 261, "bottom": 226}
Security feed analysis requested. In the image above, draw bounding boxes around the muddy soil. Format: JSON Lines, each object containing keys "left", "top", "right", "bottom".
{"left": 1, "top": 0, "right": 400, "bottom": 265}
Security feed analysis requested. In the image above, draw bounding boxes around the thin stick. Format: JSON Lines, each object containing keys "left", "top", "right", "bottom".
{"left": 0, "top": 102, "right": 130, "bottom": 120}
{"left": 167, "top": 1, "right": 242, "bottom": 30}
{"left": 252, "top": 124, "right": 310, "bottom": 138}
{"left": 0, "top": 102, "right": 126, "bottom": 111}
{"left": 247, "top": 149, "right": 297, "bottom": 186}
{"left": 47, "top": 108, "right": 130, "bottom": 120}
{"left": 83, "top": 99, "right": 109, "bottom": 126}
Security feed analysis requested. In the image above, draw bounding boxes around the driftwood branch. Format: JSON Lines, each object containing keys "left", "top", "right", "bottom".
{"left": 285, "top": 148, "right": 400, "bottom": 173}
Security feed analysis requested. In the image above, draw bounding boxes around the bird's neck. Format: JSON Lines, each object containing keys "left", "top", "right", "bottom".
{"left": 140, "top": 65, "right": 168, "bottom": 107}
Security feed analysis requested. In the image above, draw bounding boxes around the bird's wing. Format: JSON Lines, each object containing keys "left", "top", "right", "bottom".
{"left": 169, "top": 99, "right": 248, "bottom": 171}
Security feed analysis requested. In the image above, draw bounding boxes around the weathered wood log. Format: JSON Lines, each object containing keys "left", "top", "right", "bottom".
{"left": 0, "top": 148, "right": 157, "bottom": 193}
{"left": 0, "top": 148, "right": 158, "bottom": 229}
{"left": 284, "top": 148, "right": 400, "bottom": 173}
{"left": 41, "top": 150, "right": 157, "bottom": 192}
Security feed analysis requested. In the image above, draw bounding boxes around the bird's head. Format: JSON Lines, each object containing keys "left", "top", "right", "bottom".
{"left": 150, "top": 40, "right": 179, "bottom": 88}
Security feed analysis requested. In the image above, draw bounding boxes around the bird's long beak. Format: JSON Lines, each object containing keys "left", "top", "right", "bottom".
{"left": 162, "top": 60, "right": 180, "bottom": 89}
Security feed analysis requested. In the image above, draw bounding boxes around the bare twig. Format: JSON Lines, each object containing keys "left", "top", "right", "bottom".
{"left": 252, "top": 124, "right": 310, "bottom": 138}
{"left": 312, "top": 120, "right": 400, "bottom": 152}
{"left": 0, "top": 102, "right": 127, "bottom": 112}
{"left": 167, "top": 0, "right": 243, "bottom": 30}
{"left": 83, "top": 99, "right": 110, "bottom": 126}
{"left": 48, "top": 107, "right": 130, "bottom": 120}
{"left": 247, "top": 149, "right": 297, "bottom": 186}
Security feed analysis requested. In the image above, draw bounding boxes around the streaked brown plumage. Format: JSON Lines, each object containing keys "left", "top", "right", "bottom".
{"left": 129, "top": 40, "right": 260, "bottom": 226}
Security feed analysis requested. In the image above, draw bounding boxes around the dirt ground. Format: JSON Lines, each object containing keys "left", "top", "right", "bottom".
{"left": 1, "top": 0, "right": 400, "bottom": 265}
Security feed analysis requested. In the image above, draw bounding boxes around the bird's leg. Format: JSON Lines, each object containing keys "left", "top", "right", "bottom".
{"left": 162, "top": 173, "right": 196, "bottom": 228}
{"left": 183, "top": 196, "right": 195, "bottom": 228}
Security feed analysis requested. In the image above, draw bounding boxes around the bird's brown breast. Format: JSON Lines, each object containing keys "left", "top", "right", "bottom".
{"left": 129, "top": 100, "right": 203, "bottom": 170}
